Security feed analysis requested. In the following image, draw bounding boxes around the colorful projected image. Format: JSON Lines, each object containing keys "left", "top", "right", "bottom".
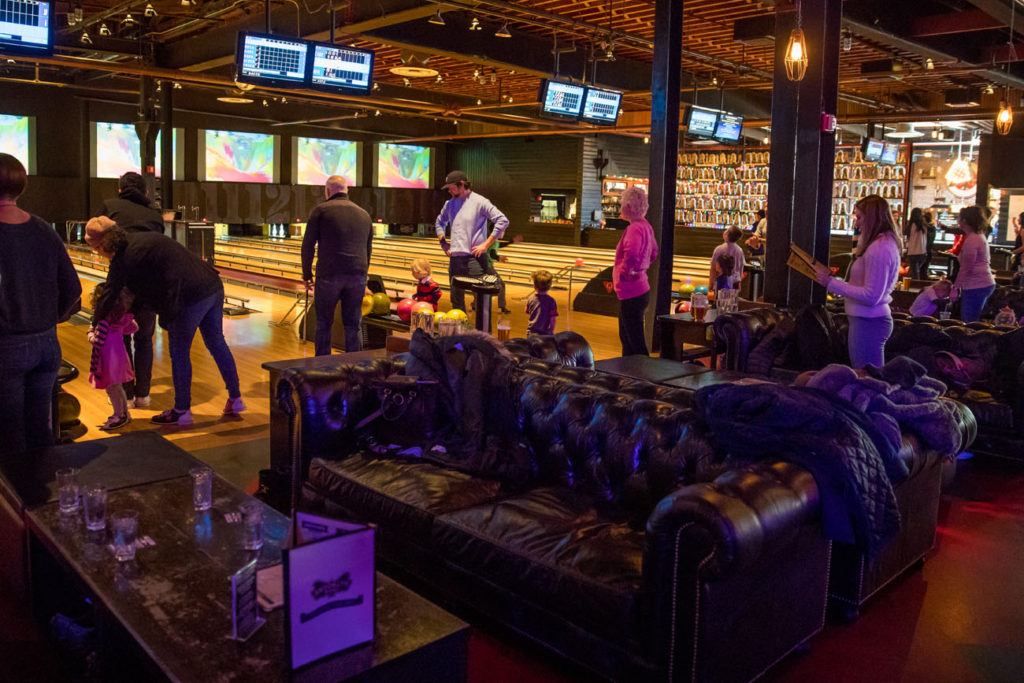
{"left": 205, "top": 129, "right": 275, "bottom": 183}
{"left": 94, "top": 122, "right": 174, "bottom": 178}
{"left": 377, "top": 143, "right": 430, "bottom": 188}
{"left": 0, "top": 115, "right": 30, "bottom": 170}
{"left": 296, "top": 137, "right": 357, "bottom": 186}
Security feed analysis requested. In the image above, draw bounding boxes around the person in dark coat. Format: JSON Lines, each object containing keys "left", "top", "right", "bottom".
{"left": 88, "top": 227, "right": 242, "bottom": 426}
{"left": 0, "top": 153, "right": 82, "bottom": 454}
{"left": 96, "top": 171, "right": 164, "bottom": 233}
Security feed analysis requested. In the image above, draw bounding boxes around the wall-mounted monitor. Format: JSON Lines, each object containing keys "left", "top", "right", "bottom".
{"left": 538, "top": 79, "right": 586, "bottom": 121}
{"left": 879, "top": 142, "right": 899, "bottom": 165}
{"left": 308, "top": 41, "right": 374, "bottom": 94}
{"left": 580, "top": 86, "right": 622, "bottom": 125}
{"left": 0, "top": 0, "right": 53, "bottom": 55}
{"left": 376, "top": 143, "right": 430, "bottom": 188}
{"left": 91, "top": 122, "right": 180, "bottom": 179}
{"left": 684, "top": 106, "right": 719, "bottom": 138}
{"left": 862, "top": 138, "right": 883, "bottom": 162}
{"left": 713, "top": 113, "right": 744, "bottom": 143}
{"left": 200, "top": 129, "right": 277, "bottom": 183}
{"left": 294, "top": 137, "right": 359, "bottom": 186}
{"left": 0, "top": 113, "right": 34, "bottom": 173}
{"left": 236, "top": 32, "right": 309, "bottom": 88}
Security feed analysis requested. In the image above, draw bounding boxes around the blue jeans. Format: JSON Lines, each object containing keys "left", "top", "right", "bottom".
{"left": 167, "top": 288, "right": 240, "bottom": 411}
{"left": 959, "top": 284, "right": 996, "bottom": 323}
{"left": 847, "top": 315, "right": 893, "bottom": 369}
{"left": 0, "top": 329, "right": 61, "bottom": 455}
{"left": 314, "top": 275, "right": 366, "bottom": 355}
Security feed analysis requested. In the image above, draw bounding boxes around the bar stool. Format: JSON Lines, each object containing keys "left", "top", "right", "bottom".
{"left": 451, "top": 275, "right": 502, "bottom": 333}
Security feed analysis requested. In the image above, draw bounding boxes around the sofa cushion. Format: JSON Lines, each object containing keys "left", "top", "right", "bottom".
{"left": 956, "top": 391, "right": 1015, "bottom": 431}
{"left": 433, "top": 486, "right": 644, "bottom": 643}
{"left": 307, "top": 455, "right": 505, "bottom": 538}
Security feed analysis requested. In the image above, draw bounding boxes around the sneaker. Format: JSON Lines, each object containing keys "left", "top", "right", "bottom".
{"left": 133, "top": 395, "right": 151, "bottom": 408}
{"left": 223, "top": 397, "right": 246, "bottom": 415}
{"left": 499, "top": 308, "right": 512, "bottom": 314}
{"left": 99, "top": 413, "right": 131, "bottom": 432}
{"left": 151, "top": 409, "right": 194, "bottom": 426}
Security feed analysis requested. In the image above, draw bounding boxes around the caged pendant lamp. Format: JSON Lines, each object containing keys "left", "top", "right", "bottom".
{"left": 784, "top": 1, "right": 809, "bottom": 82}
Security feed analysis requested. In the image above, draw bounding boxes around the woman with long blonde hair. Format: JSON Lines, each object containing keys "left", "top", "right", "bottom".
{"left": 815, "top": 194, "right": 901, "bottom": 368}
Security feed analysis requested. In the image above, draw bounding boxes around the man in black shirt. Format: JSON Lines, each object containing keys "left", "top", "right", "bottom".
{"left": 301, "top": 176, "right": 373, "bottom": 355}
{"left": 97, "top": 172, "right": 164, "bottom": 233}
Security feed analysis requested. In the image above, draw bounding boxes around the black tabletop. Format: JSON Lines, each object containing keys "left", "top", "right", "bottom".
{"left": 661, "top": 370, "right": 758, "bottom": 391}
{"left": 261, "top": 349, "right": 388, "bottom": 372}
{"left": 594, "top": 355, "right": 712, "bottom": 384}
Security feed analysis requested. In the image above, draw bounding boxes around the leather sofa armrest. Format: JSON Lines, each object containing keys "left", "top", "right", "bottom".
{"left": 644, "top": 461, "right": 819, "bottom": 584}
{"left": 1015, "top": 361, "right": 1024, "bottom": 435}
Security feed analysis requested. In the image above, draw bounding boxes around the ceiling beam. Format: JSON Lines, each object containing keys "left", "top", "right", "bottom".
{"left": 910, "top": 9, "right": 1003, "bottom": 37}
{"left": 963, "top": 0, "right": 1024, "bottom": 39}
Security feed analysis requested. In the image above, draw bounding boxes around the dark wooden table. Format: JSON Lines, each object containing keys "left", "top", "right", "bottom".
{"left": 27, "top": 475, "right": 468, "bottom": 682}
{"left": 658, "top": 311, "right": 721, "bottom": 365}
{"left": 594, "top": 354, "right": 712, "bottom": 384}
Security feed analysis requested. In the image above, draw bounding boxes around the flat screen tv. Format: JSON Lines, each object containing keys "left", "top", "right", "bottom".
{"left": 685, "top": 106, "right": 719, "bottom": 138}
{"left": 880, "top": 142, "right": 899, "bottom": 165}
{"left": 236, "top": 32, "right": 309, "bottom": 88}
{"left": 308, "top": 41, "right": 374, "bottom": 94}
{"left": 862, "top": 138, "right": 884, "bottom": 162}
{"left": 713, "top": 113, "right": 744, "bottom": 143}
{"left": 580, "top": 86, "right": 622, "bottom": 125}
{"left": 201, "top": 129, "right": 277, "bottom": 183}
{"left": 0, "top": 114, "right": 34, "bottom": 172}
{"left": 376, "top": 143, "right": 431, "bottom": 189}
{"left": 538, "top": 80, "right": 586, "bottom": 121}
{"left": 0, "top": 0, "right": 53, "bottom": 55}
{"left": 294, "top": 137, "right": 358, "bottom": 186}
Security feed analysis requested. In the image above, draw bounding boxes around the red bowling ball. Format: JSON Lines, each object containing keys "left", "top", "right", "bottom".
{"left": 396, "top": 298, "right": 417, "bottom": 322}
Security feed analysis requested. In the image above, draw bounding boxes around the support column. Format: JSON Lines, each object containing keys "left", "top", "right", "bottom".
{"left": 646, "top": 0, "right": 683, "bottom": 348}
{"left": 135, "top": 77, "right": 159, "bottom": 202}
{"left": 764, "top": 0, "right": 842, "bottom": 308}
{"left": 160, "top": 81, "right": 174, "bottom": 211}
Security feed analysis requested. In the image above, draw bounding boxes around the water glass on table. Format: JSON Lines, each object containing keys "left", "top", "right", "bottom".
{"left": 110, "top": 510, "right": 139, "bottom": 562}
{"left": 190, "top": 466, "right": 213, "bottom": 511}
{"left": 83, "top": 485, "right": 108, "bottom": 531}
{"left": 56, "top": 468, "right": 80, "bottom": 514}
{"left": 240, "top": 501, "right": 264, "bottom": 551}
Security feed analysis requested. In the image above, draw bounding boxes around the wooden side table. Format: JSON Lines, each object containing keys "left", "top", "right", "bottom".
{"left": 658, "top": 311, "right": 721, "bottom": 367}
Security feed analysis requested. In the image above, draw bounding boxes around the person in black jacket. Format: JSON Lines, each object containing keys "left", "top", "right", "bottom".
{"left": 301, "top": 176, "right": 372, "bottom": 355}
{"left": 88, "top": 227, "right": 242, "bottom": 426}
{"left": 0, "top": 153, "right": 82, "bottom": 454}
{"left": 96, "top": 172, "right": 164, "bottom": 233}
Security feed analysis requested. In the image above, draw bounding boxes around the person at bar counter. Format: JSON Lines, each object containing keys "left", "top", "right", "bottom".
{"left": 435, "top": 170, "right": 509, "bottom": 313}
{"left": 87, "top": 223, "right": 243, "bottom": 426}
{"left": 96, "top": 171, "right": 164, "bottom": 233}
{"left": 954, "top": 205, "right": 996, "bottom": 323}
{"left": 613, "top": 185, "right": 658, "bottom": 356}
{"left": 0, "top": 153, "right": 82, "bottom": 455}
{"left": 301, "top": 175, "right": 372, "bottom": 356}
{"left": 815, "top": 194, "right": 901, "bottom": 369}
{"left": 904, "top": 207, "right": 928, "bottom": 280}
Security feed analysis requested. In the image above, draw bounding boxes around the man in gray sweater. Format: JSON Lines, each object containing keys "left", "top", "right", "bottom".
{"left": 301, "top": 176, "right": 373, "bottom": 355}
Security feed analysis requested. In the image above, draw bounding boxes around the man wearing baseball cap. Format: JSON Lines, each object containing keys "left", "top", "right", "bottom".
{"left": 435, "top": 170, "right": 509, "bottom": 312}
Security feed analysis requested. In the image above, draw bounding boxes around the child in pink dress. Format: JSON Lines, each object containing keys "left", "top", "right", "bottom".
{"left": 89, "top": 284, "right": 138, "bottom": 431}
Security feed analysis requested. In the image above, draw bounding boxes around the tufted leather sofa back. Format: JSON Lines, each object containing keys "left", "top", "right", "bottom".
{"left": 504, "top": 330, "right": 595, "bottom": 368}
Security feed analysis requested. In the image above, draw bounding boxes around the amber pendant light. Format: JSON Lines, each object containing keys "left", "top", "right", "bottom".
{"left": 784, "top": 2, "right": 808, "bottom": 82}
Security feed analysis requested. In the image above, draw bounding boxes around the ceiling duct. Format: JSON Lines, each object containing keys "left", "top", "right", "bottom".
{"left": 860, "top": 59, "right": 904, "bottom": 82}
{"left": 944, "top": 88, "right": 982, "bottom": 108}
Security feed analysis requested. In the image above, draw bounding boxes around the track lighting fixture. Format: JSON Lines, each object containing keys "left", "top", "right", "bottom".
{"left": 403, "top": 77, "right": 411, "bottom": 87}
{"left": 495, "top": 22, "right": 511, "bottom": 39}
{"left": 68, "top": 5, "right": 83, "bottom": 26}
{"left": 428, "top": 10, "right": 445, "bottom": 26}
{"left": 436, "top": 73, "right": 443, "bottom": 83}
{"left": 643, "top": 136, "right": 650, "bottom": 144}
{"left": 180, "top": 0, "right": 193, "bottom": 6}
{"left": 925, "top": 57, "right": 934, "bottom": 70}
{"left": 842, "top": 30, "right": 852, "bottom": 52}
{"left": 121, "top": 13, "right": 137, "bottom": 27}
{"left": 98, "top": 23, "right": 111, "bottom": 36}
{"left": 374, "top": 110, "right": 381, "bottom": 117}
{"left": 469, "top": 17, "right": 481, "bottom": 31}
{"left": 984, "top": 83, "right": 995, "bottom": 95}
{"left": 372, "top": 82, "right": 380, "bottom": 91}
{"left": 476, "top": 98, "right": 482, "bottom": 106}
{"left": 79, "top": 30, "right": 92, "bottom": 45}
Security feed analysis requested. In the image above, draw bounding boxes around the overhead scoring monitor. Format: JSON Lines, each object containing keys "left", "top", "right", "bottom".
{"left": 0, "top": 0, "right": 53, "bottom": 55}
{"left": 879, "top": 142, "right": 899, "bottom": 165}
{"left": 539, "top": 79, "right": 586, "bottom": 121}
{"left": 713, "top": 113, "right": 744, "bottom": 143}
{"left": 863, "top": 138, "right": 884, "bottom": 162}
{"left": 684, "top": 106, "right": 719, "bottom": 138}
{"left": 581, "top": 86, "right": 622, "bottom": 125}
{"left": 236, "top": 32, "right": 309, "bottom": 87}
{"left": 308, "top": 41, "right": 374, "bottom": 94}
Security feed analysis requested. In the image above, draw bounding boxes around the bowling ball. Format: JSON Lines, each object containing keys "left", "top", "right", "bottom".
{"left": 680, "top": 283, "right": 696, "bottom": 296}
{"left": 433, "top": 310, "right": 448, "bottom": 323}
{"left": 361, "top": 295, "right": 374, "bottom": 316}
{"left": 410, "top": 302, "right": 435, "bottom": 318}
{"left": 675, "top": 300, "right": 691, "bottom": 314}
{"left": 694, "top": 285, "right": 709, "bottom": 295}
{"left": 575, "top": 258, "right": 585, "bottom": 267}
{"left": 371, "top": 292, "right": 391, "bottom": 316}
{"left": 447, "top": 308, "right": 469, "bottom": 323}
{"left": 396, "top": 298, "right": 417, "bottom": 322}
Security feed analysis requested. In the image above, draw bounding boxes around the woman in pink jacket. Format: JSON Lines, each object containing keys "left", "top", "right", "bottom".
{"left": 613, "top": 186, "right": 659, "bottom": 356}
{"left": 954, "top": 205, "right": 996, "bottom": 322}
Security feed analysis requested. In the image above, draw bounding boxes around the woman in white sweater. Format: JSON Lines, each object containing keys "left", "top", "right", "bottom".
{"left": 815, "top": 194, "right": 901, "bottom": 369}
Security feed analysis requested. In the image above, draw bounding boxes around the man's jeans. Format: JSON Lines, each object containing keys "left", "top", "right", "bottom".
{"left": 123, "top": 307, "right": 155, "bottom": 399}
{"left": 314, "top": 275, "right": 366, "bottom": 355}
{"left": 167, "top": 288, "right": 241, "bottom": 411}
{"left": 448, "top": 254, "right": 493, "bottom": 312}
{"left": 0, "top": 329, "right": 61, "bottom": 455}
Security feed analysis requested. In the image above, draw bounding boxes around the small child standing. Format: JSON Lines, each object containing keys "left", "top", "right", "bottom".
{"left": 909, "top": 277, "right": 956, "bottom": 317}
{"left": 526, "top": 270, "right": 558, "bottom": 336}
{"left": 713, "top": 253, "right": 737, "bottom": 294}
{"left": 89, "top": 284, "right": 138, "bottom": 431}
{"left": 410, "top": 258, "right": 442, "bottom": 310}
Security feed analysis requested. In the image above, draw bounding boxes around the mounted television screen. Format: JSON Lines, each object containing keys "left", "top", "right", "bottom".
{"left": 308, "top": 42, "right": 374, "bottom": 94}
{"left": 685, "top": 106, "right": 719, "bottom": 138}
{"left": 201, "top": 129, "right": 277, "bottom": 183}
{"left": 0, "top": 114, "right": 33, "bottom": 172}
{"left": 91, "top": 122, "right": 180, "bottom": 179}
{"left": 539, "top": 80, "right": 586, "bottom": 121}
{"left": 862, "top": 138, "right": 883, "bottom": 162}
{"left": 880, "top": 142, "right": 899, "bottom": 165}
{"left": 580, "top": 86, "right": 622, "bottom": 125}
{"left": 713, "top": 113, "right": 744, "bottom": 143}
{"left": 0, "top": 0, "right": 53, "bottom": 55}
{"left": 376, "top": 143, "right": 430, "bottom": 188}
{"left": 236, "top": 32, "right": 309, "bottom": 87}
{"left": 294, "top": 137, "right": 358, "bottom": 186}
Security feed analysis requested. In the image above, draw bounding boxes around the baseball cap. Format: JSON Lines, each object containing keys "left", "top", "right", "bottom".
{"left": 441, "top": 170, "right": 468, "bottom": 188}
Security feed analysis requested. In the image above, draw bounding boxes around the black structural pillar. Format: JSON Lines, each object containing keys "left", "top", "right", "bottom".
{"left": 646, "top": 0, "right": 684, "bottom": 346}
{"left": 160, "top": 81, "right": 174, "bottom": 211}
{"left": 764, "top": 0, "right": 842, "bottom": 308}
{"left": 135, "top": 77, "right": 159, "bottom": 203}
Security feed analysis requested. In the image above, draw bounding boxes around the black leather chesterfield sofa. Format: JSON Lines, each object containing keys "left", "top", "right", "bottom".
{"left": 277, "top": 335, "right": 832, "bottom": 682}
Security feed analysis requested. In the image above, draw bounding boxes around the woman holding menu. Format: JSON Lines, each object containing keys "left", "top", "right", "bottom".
{"left": 814, "top": 194, "right": 901, "bottom": 369}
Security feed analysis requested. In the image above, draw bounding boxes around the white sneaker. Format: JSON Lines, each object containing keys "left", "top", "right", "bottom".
{"left": 133, "top": 396, "right": 151, "bottom": 408}
{"left": 223, "top": 397, "right": 246, "bottom": 415}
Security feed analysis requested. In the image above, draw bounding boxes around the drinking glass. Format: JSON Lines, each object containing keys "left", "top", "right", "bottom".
{"left": 56, "top": 468, "right": 80, "bottom": 514}
{"left": 83, "top": 485, "right": 108, "bottom": 531}
{"left": 240, "top": 501, "right": 264, "bottom": 551}
{"left": 111, "top": 510, "right": 139, "bottom": 562}
{"left": 190, "top": 466, "right": 213, "bottom": 511}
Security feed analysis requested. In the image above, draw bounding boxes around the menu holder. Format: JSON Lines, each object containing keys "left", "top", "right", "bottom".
{"left": 230, "top": 559, "right": 266, "bottom": 641}
{"left": 787, "top": 243, "right": 827, "bottom": 281}
{"left": 284, "top": 511, "right": 376, "bottom": 670}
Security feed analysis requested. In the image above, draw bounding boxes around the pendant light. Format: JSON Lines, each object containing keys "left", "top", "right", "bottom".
{"left": 784, "top": 1, "right": 808, "bottom": 82}
{"left": 997, "top": 0, "right": 1017, "bottom": 135}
